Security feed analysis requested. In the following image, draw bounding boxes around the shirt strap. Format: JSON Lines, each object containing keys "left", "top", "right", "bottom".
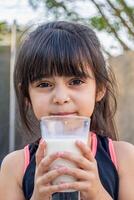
{"left": 108, "top": 138, "right": 118, "bottom": 170}
{"left": 91, "top": 132, "right": 97, "bottom": 157}
{"left": 91, "top": 132, "right": 118, "bottom": 170}
{"left": 23, "top": 139, "right": 43, "bottom": 174}
{"left": 23, "top": 145, "right": 30, "bottom": 174}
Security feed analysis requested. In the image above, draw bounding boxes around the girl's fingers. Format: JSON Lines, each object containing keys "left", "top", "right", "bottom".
{"left": 36, "top": 152, "right": 60, "bottom": 176}
{"left": 36, "top": 139, "right": 46, "bottom": 167}
{"left": 75, "top": 140, "right": 95, "bottom": 161}
{"left": 63, "top": 181, "right": 87, "bottom": 192}
{"left": 55, "top": 167, "right": 91, "bottom": 181}
{"left": 38, "top": 167, "right": 69, "bottom": 185}
{"left": 59, "top": 152, "right": 96, "bottom": 170}
{"left": 38, "top": 182, "right": 71, "bottom": 195}
{"left": 40, "top": 181, "right": 87, "bottom": 195}
{"left": 38, "top": 166, "right": 94, "bottom": 185}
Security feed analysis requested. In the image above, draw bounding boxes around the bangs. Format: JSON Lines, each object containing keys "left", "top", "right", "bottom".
{"left": 23, "top": 28, "right": 93, "bottom": 83}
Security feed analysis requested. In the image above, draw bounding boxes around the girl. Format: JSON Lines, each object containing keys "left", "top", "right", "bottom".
{"left": 0, "top": 21, "right": 134, "bottom": 200}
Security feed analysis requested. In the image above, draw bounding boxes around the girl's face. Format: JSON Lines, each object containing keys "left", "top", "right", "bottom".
{"left": 28, "top": 68, "right": 102, "bottom": 120}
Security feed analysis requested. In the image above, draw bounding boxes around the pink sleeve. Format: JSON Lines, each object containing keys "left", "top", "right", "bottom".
{"left": 108, "top": 138, "right": 118, "bottom": 170}
{"left": 24, "top": 145, "right": 30, "bottom": 173}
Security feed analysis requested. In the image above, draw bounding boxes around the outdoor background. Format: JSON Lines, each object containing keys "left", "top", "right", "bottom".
{"left": 0, "top": 0, "right": 134, "bottom": 163}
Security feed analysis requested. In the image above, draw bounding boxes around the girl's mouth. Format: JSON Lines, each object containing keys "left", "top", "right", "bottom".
{"left": 50, "top": 112, "right": 77, "bottom": 116}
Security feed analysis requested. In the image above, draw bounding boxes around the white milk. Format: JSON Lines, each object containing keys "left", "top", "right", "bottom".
{"left": 46, "top": 138, "right": 87, "bottom": 186}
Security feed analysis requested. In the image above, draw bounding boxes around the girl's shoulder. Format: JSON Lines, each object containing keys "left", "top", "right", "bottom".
{"left": 0, "top": 149, "right": 25, "bottom": 187}
{"left": 113, "top": 141, "right": 134, "bottom": 199}
{"left": 0, "top": 149, "right": 25, "bottom": 199}
{"left": 113, "top": 140, "right": 134, "bottom": 173}
{"left": 1, "top": 138, "right": 40, "bottom": 177}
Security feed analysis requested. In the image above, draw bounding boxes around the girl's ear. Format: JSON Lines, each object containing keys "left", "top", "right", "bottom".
{"left": 96, "top": 87, "right": 106, "bottom": 102}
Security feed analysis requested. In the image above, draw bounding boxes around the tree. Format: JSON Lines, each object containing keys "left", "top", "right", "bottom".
{"left": 0, "top": 21, "right": 10, "bottom": 42}
{"left": 0, "top": 21, "right": 10, "bottom": 34}
{"left": 0, "top": 21, "right": 24, "bottom": 45}
{"left": 28, "top": 0, "right": 134, "bottom": 55}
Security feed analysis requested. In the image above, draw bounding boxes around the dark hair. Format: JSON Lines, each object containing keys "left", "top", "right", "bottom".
{"left": 14, "top": 21, "right": 118, "bottom": 140}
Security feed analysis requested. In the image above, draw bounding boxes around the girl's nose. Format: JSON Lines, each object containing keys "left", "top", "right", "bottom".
{"left": 53, "top": 96, "right": 71, "bottom": 105}
{"left": 52, "top": 82, "right": 71, "bottom": 105}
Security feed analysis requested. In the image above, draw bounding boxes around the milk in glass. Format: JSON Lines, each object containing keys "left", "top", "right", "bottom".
{"left": 46, "top": 137, "right": 87, "bottom": 185}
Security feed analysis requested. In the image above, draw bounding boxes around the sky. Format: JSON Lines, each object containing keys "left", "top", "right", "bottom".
{"left": 0, "top": 0, "right": 133, "bottom": 56}
{"left": 0, "top": 0, "right": 45, "bottom": 24}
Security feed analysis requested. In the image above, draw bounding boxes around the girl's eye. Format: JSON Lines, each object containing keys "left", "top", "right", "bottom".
{"left": 69, "top": 79, "right": 84, "bottom": 86}
{"left": 37, "top": 82, "right": 52, "bottom": 88}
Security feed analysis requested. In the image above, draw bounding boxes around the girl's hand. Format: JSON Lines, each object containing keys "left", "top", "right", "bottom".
{"left": 58, "top": 140, "right": 112, "bottom": 200}
{"left": 31, "top": 140, "right": 70, "bottom": 200}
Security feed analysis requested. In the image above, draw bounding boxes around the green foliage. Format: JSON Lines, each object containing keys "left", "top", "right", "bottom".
{"left": 45, "top": 0, "right": 66, "bottom": 10}
{"left": 0, "top": 22, "right": 9, "bottom": 33}
{"left": 117, "top": 0, "right": 134, "bottom": 14}
{"left": 0, "top": 21, "right": 9, "bottom": 42}
{"left": 90, "top": 16, "right": 120, "bottom": 34}
{"left": 90, "top": 16, "right": 108, "bottom": 31}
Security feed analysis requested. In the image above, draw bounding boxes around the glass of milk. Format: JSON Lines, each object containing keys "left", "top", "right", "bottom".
{"left": 40, "top": 116, "right": 90, "bottom": 190}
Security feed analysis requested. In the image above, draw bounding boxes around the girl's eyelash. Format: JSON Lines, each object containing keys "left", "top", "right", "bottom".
{"left": 36, "top": 78, "right": 85, "bottom": 88}
{"left": 37, "top": 82, "right": 52, "bottom": 88}
{"left": 69, "top": 78, "right": 85, "bottom": 85}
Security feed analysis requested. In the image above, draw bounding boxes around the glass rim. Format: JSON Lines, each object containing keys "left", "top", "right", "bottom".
{"left": 41, "top": 115, "right": 90, "bottom": 121}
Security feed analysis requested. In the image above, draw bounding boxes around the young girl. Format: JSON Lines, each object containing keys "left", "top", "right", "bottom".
{"left": 0, "top": 21, "right": 134, "bottom": 200}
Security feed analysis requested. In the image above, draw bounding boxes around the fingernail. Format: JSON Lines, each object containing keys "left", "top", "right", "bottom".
{"left": 57, "top": 167, "right": 68, "bottom": 172}
{"left": 57, "top": 152, "right": 64, "bottom": 157}
{"left": 40, "top": 138, "right": 44, "bottom": 144}
{"left": 76, "top": 140, "right": 82, "bottom": 145}
{"left": 63, "top": 151, "right": 70, "bottom": 155}
{"left": 59, "top": 183, "right": 68, "bottom": 189}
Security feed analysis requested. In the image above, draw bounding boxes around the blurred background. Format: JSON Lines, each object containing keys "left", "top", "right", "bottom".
{"left": 0, "top": 0, "right": 134, "bottom": 163}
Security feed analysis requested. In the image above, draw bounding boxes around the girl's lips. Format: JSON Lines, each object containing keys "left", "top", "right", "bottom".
{"left": 51, "top": 112, "right": 77, "bottom": 116}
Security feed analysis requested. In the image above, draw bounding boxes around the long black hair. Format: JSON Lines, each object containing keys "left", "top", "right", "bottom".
{"left": 14, "top": 21, "right": 118, "bottom": 140}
